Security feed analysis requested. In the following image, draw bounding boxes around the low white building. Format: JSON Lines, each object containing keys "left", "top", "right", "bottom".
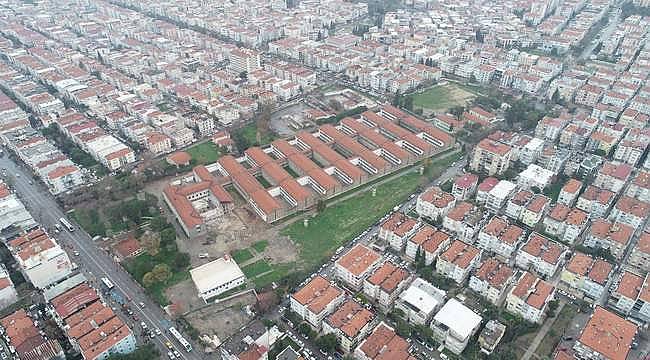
{"left": 190, "top": 256, "right": 246, "bottom": 302}
{"left": 517, "top": 164, "right": 554, "bottom": 190}
{"left": 431, "top": 299, "right": 483, "bottom": 355}
{"left": 0, "top": 265, "right": 18, "bottom": 311}
{"left": 395, "top": 278, "right": 445, "bottom": 326}
{"left": 485, "top": 180, "right": 518, "bottom": 213}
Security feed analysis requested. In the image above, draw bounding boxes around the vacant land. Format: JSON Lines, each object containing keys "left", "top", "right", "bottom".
{"left": 186, "top": 141, "right": 221, "bottom": 165}
{"left": 410, "top": 83, "right": 477, "bottom": 113}
{"left": 535, "top": 303, "right": 577, "bottom": 357}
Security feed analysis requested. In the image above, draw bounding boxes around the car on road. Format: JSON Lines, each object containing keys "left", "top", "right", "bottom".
{"left": 139, "top": 302, "right": 145, "bottom": 308}
{"left": 155, "top": 328, "right": 162, "bottom": 336}
{"left": 165, "top": 341, "right": 173, "bottom": 349}
{"left": 167, "top": 352, "right": 175, "bottom": 359}
{"left": 173, "top": 350, "right": 181, "bottom": 358}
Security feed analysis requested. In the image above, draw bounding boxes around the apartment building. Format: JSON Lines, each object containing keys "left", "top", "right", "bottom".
{"left": 395, "top": 278, "right": 446, "bottom": 325}
{"left": 610, "top": 196, "right": 650, "bottom": 229}
{"left": 335, "top": 244, "right": 382, "bottom": 290}
{"left": 469, "top": 259, "right": 516, "bottom": 306}
{"left": 436, "top": 240, "right": 481, "bottom": 284}
{"left": 584, "top": 219, "right": 634, "bottom": 260}
{"left": 378, "top": 213, "right": 420, "bottom": 251}
{"left": 593, "top": 161, "right": 633, "bottom": 193}
{"left": 431, "top": 299, "right": 483, "bottom": 355}
{"left": 363, "top": 261, "right": 411, "bottom": 311}
{"left": 291, "top": 276, "right": 345, "bottom": 329}
{"left": 50, "top": 284, "right": 136, "bottom": 360}
{"left": 354, "top": 322, "right": 415, "bottom": 360}
{"left": 542, "top": 204, "right": 589, "bottom": 244}
{"left": 0, "top": 309, "right": 65, "bottom": 360}
{"left": 404, "top": 225, "right": 452, "bottom": 265}
{"left": 628, "top": 232, "right": 650, "bottom": 272}
{"left": 0, "top": 265, "right": 18, "bottom": 311}
{"left": 559, "top": 252, "right": 612, "bottom": 301}
{"left": 515, "top": 232, "right": 568, "bottom": 278}
{"left": 470, "top": 138, "right": 512, "bottom": 176}
{"left": 576, "top": 185, "right": 615, "bottom": 219}
{"left": 573, "top": 307, "right": 637, "bottom": 360}
{"left": 520, "top": 194, "right": 551, "bottom": 228}
{"left": 517, "top": 164, "right": 555, "bottom": 191}
{"left": 612, "top": 271, "right": 645, "bottom": 317}
{"left": 415, "top": 187, "right": 456, "bottom": 220}
{"left": 7, "top": 228, "right": 73, "bottom": 289}
{"left": 322, "top": 299, "right": 375, "bottom": 353}
{"left": 476, "top": 177, "right": 499, "bottom": 205}
{"left": 476, "top": 216, "right": 526, "bottom": 261}
{"left": 228, "top": 48, "right": 262, "bottom": 76}
{"left": 485, "top": 180, "right": 518, "bottom": 213}
{"left": 557, "top": 178, "right": 583, "bottom": 206}
{"left": 505, "top": 271, "right": 555, "bottom": 324}
{"left": 452, "top": 173, "right": 479, "bottom": 200}
{"left": 626, "top": 171, "right": 650, "bottom": 203}
{"left": 442, "top": 202, "right": 486, "bottom": 243}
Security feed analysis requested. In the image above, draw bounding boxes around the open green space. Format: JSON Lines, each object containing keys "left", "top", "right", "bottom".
{"left": 409, "top": 84, "right": 476, "bottom": 112}
{"left": 242, "top": 260, "right": 273, "bottom": 278}
{"left": 185, "top": 141, "right": 221, "bottom": 165}
{"left": 535, "top": 303, "right": 577, "bottom": 357}
{"left": 124, "top": 252, "right": 190, "bottom": 306}
{"left": 281, "top": 150, "right": 461, "bottom": 273}
{"left": 232, "top": 123, "right": 276, "bottom": 150}
{"left": 252, "top": 240, "right": 268, "bottom": 253}
{"left": 252, "top": 263, "right": 293, "bottom": 288}
{"left": 232, "top": 248, "right": 254, "bottom": 264}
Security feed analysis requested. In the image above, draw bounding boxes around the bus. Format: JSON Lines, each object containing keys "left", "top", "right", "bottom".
{"left": 169, "top": 327, "right": 192, "bottom": 352}
{"left": 59, "top": 217, "right": 75, "bottom": 232}
{"left": 100, "top": 277, "right": 114, "bottom": 291}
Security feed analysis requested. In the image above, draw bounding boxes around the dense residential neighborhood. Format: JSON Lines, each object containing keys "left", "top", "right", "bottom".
{"left": 0, "top": 0, "right": 648, "bottom": 360}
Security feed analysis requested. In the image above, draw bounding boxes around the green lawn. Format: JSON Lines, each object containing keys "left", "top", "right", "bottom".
{"left": 186, "top": 142, "right": 221, "bottom": 165}
{"left": 242, "top": 260, "right": 273, "bottom": 278}
{"left": 409, "top": 84, "right": 476, "bottom": 112}
{"left": 232, "top": 248, "right": 254, "bottom": 264}
{"left": 282, "top": 170, "right": 422, "bottom": 271}
{"left": 232, "top": 123, "right": 276, "bottom": 150}
{"left": 252, "top": 263, "right": 292, "bottom": 288}
{"left": 252, "top": 240, "right": 268, "bottom": 253}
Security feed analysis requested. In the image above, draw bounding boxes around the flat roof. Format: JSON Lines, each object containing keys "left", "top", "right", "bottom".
{"left": 190, "top": 256, "right": 245, "bottom": 294}
{"left": 433, "top": 298, "right": 482, "bottom": 340}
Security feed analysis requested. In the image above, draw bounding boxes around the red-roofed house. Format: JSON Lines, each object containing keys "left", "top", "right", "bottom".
{"left": 560, "top": 252, "right": 612, "bottom": 301}
{"left": 436, "top": 240, "right": 481, "bottom": 284}
{"left": 469, "top": 259, "right": 516, "bottom": 306}
{"left": 506, "top": 271, "right": 555, "bottom": 324}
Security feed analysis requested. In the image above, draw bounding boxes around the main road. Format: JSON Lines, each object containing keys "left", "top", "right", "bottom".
{"left": 0, "top": 155, "right": 203, "bottom": 360}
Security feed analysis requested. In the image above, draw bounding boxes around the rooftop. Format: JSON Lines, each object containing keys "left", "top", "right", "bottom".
{"left": 577, "top": 307, "right": 636, "bottom": 360}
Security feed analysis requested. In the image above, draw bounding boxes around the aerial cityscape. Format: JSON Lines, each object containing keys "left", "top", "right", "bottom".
{"left": 0, "top": 0, "right": 648, "bottom": 359}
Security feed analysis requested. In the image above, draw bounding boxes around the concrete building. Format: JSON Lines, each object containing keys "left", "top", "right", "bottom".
{"left": 322, "top": 299, "right": 375, "bottom": 352}
{"left": 476, "top": 217, "right": 525, "bottom": 260}
{"left": 354, "top": 322, "right": 415, "bottom": 360}
{"left": 452, "top": 173, "right": 479, "bottom": 200}
{"left": 506, "top": 271, "right": 555, "bottom": 324}
{"left": 628, "top": 232, "right": 650, "bottom": 273}
{"left": 395, "top": 277, "right": 446, "bottom": 325}
{"left": 415, "top": 187, "right": 456, "bottom": 221}
{"left": 431, "top": 298, "right": 483, "bottom": 355}
{"left": 470, "top": 138, "right": 512, "bottom": 176}
{"left": 0, "top": 309, "right": 65, "bottom": 360}
{"left": 559, "top": 252, "right": 612, "bottom": 301}
{"left": 469, "top": 259, "right": 516, "bottom": 306}
{"left": 7, "top": 228, "right": 73, "bottom": 289}
{"left": 363, "top": 261, "right": 411, "bottom": 311}
{"left": 404, "top": 225, "right": 452, "bottom": 265}
{"left": 515, "top": 232, "right": 567, "bottom": 278}
{"left": 584, "top": 219, "right": 634, "bottom": 260}
{"left": 291, "top": 276, "right": 344, "bottom": 329}
{"left": 485, "top": 180, "right": 518, "bottom": 213}
{"left": 189, "top": 256, "right": 246, "bottom": 302}
{"left": 436, "top": 240, "right": 481, "bottom": 284}
{"left": 557, "top": 178, "right": 583, "bottom": 206}
{"left": 378, "top": 213, "right": 420, "bottom": 251}
{"left": 0, "top": 265, "right": 18, "bottom": 311}
{"left": 517, "top": 164, "right": 555, "bottom": 191}
{"left": 573, "top": 307, "right": 637, "bottom": 360}
{"left": 335, "top": 244, "right": 382, "bottom": 290}
{"left": 442, "top": 202, "right": 486, "bottom": 243}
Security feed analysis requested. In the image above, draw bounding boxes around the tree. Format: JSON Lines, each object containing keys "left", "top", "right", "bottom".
{"left": 551, "top": 88, "right": 561, "bottom": 104}
{"left": 108, "top": 344, "right": 160, "bottom": 360}
{"left": 173, "top": 252, "right": 191, "bottom": 270}
{"left": 450, "top": 105, "right": 465, "bottom": 119}
{"left": 160, "top": 228, "right": 176, "bottom": 246}
{"left": 139, "top": 231, "right": 161, "bottom": 256}
{"left": 315, "top": 334, "right": 338, "bottom": 354}
{"left": 316, "top": 200, "right": 326, "bottom": 212}
{"left": 142, "top": 272, "right": 156, "bottom": 288}
{"left": 298, "top": 323, "right": 316, "bottom": 339}
{"left": 403, "top": 96, "right": 414, "bottom": 111}
{"left": 414, "top": 246, "right": 425, "bottom": 271}
{"left": 151, "top": 264, "right": 171, "bottom": 283}
{"left": 238, "top": 71, "right": 248, "bottom": 80}
{"left": 150, "top": 216, "right": 168, "bottom": 232}
{"left": 329, "top": 99, "right": 343, "bottom": 112}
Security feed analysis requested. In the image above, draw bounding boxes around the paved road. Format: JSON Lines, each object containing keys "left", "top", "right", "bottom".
{"left": 0, "top": 155, "right": 203, "bottom": 360}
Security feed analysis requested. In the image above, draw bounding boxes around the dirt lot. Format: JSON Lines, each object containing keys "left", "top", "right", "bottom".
{"left": 183, "top": 291, "right": 258, "bottom": 340}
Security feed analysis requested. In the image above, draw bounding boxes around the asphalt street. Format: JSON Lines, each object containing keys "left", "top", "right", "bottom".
{"left": 0, "top": 155, "right": 203, "bottom": 360}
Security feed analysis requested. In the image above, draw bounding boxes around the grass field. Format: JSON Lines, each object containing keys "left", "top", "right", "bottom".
{"left": 232, "top": 248, "right": 254, "bottom": 264}
{"left": 282, "top": 170, "right": 422, "bottom": 271}
{"left": 186, "top": 141, "right": 221, "bottom": 165}
{"left": 409, "top": 84, "right": 477, "bottom": 113}
{"left": 242, "top": 260, "right": 273, "bottom": 278}
{"left": 252, "top": 240, "right": 268, "bottom": 253}
{"left": 233, "top": 123, "right": 276, "bottom": 149}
